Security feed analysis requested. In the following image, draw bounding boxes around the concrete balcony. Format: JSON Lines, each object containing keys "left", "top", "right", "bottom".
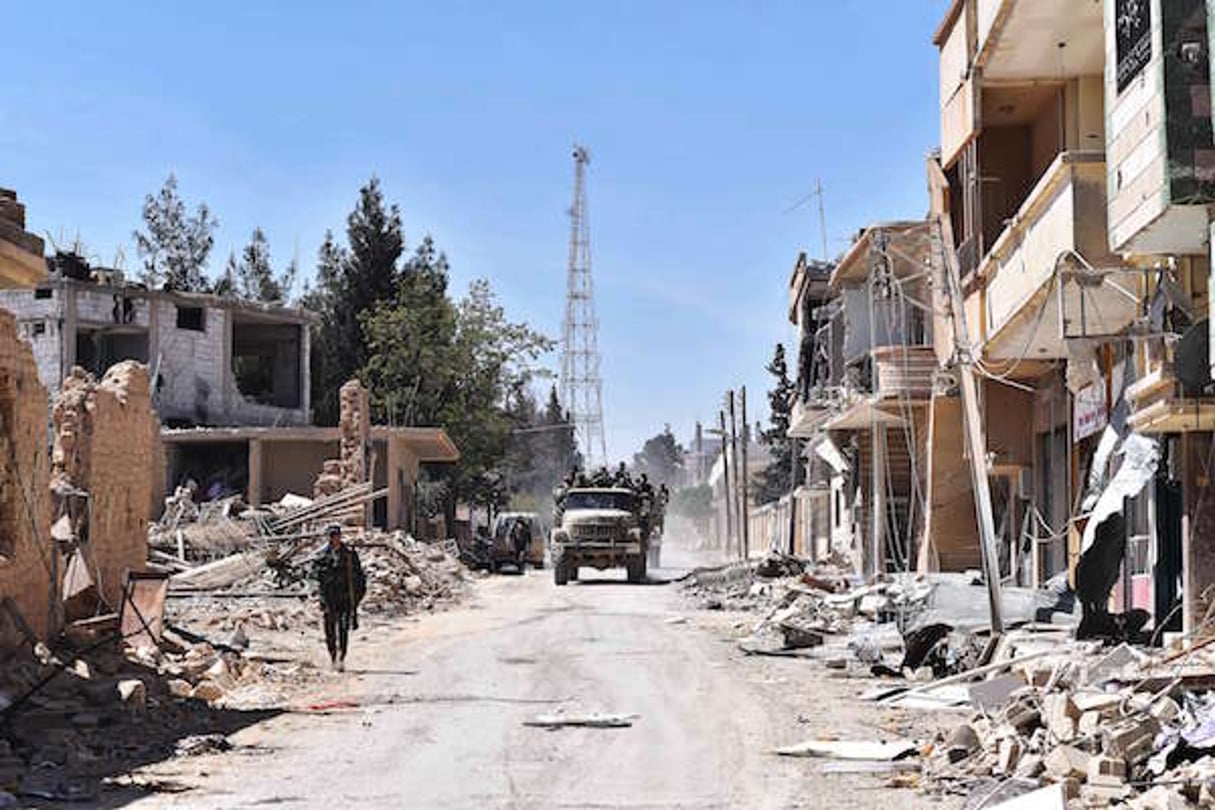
{"left": 975, "top": 152, "right": 1137, "bottom": 362}
{"left": 974, "top": 0, "right": 1104, "bottom": 82}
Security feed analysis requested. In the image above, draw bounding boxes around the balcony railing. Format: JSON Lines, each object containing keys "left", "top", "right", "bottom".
{"left": 976, "top": 151, "right": 1134, "bottom": 358}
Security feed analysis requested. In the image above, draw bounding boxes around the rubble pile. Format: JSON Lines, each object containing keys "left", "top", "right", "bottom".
{"left": 911, "top": 640, "right": 1215, "bottom": 807}
{"left": 0, "top": 637, "right": 282, "bottom": 803}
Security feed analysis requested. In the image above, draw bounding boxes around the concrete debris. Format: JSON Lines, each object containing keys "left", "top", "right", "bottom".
{"left": 772, "top": 739, "right": 919, "bottom": 760}
{"left": 524, "top": 712, "right": 637, "bottom": 729}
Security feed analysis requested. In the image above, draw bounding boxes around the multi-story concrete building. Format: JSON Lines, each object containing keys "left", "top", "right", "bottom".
{"left": 0, "top": 268, "right": 312, "bottom": 428}
{"left": 787, "top": 225, "right": 936, "bottom": 575}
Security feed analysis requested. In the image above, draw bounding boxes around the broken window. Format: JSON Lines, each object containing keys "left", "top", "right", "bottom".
{"left": 34, "top": 287, "right": 53, "bottom": 300}
{"left": 31, "top": 321, "right": 46, "bottom": 337}
{"left": 231, "top": 318, "right": 302, "bottom": 408}
{"left": 176, "top": 306, "right": 205, "bottom": 331}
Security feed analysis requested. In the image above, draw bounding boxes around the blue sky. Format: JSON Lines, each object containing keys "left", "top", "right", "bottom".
{"left": 2, "top": 1, "right": 944, "bottom": 463}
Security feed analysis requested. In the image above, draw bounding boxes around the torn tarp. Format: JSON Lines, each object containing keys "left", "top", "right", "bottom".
{"left": 1080, "top": 433, "right": 1159, "bottom": 555}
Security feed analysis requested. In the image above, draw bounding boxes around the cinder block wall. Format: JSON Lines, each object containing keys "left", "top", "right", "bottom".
{"left": 0, "top": 310, "right": 54, "bottom": 639}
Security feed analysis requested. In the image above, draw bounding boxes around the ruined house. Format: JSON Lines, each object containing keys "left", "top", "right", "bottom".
{"left": 0, "top": 267, "right": 313, "bottom": 429}
{"left": 162, "top": 379, "right": 459, "bottom": 533}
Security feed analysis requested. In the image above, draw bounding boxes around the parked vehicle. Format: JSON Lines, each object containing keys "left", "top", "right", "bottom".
{"left": 492, "top": 512, "right": 546, "bottom": 569}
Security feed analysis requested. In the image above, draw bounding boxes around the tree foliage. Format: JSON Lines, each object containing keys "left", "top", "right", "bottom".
{"left": 217, "top": 228, "right": 297, "bottom": 304}
{"left": 632, "top": 425, "right": 684, "bottom": 485}
{"left": 753, "top": 343, "right": 803, "bottom": 504}
{"left": 304, "top": 178, "right": 405, "bottom": 425}
{"left": 134, "top": 173, "right": 218, "bottom": 291}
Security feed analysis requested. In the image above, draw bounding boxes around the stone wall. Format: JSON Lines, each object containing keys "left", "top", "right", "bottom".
{"left": 0, "top": 310, "right": 55, "bottom": 640}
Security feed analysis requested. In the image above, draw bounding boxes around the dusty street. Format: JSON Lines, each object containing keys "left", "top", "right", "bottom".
{"left": 125, "top": 542, "right": 957, "bottom": 810}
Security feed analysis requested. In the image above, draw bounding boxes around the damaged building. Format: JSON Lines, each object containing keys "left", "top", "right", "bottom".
{"left": 0, "top": 191, "right": 163, "bottom": 643}
{"left": 0, "top": 264, "right": 313, "bottom": 428}
{"left": 162, "top": 379, "right": 459, "bottom": 534}
{"left": 783, "top": 0, "right": 1215, "bottom": 641}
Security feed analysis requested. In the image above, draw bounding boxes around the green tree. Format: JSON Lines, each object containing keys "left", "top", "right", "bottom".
{"left": 220, "top": 228, "right": 296, "bottom": 303}
{"left": 133, "top": 173, "right": 218, "bottom": 291}
{"left": 306, "top": 178, "right": 405, "bottom": 424}
{"left": 633, "top": 425, "right": 684, "bottom": 485}
{"left": 753, "top": 342, "right": 802, "bottom": 504}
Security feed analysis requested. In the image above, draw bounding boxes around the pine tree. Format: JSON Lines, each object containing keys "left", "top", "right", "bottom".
{"left": 227, "top": 228, "right": 296, "bottom": 303}
{"left": 133, "top": 173, "right": 218, "bottom": 291}
{"left": 754, "top": 343, "right": 802, "bottom": 504}
{"left": 306, "top": 179, "right": 405, "bottom": 425}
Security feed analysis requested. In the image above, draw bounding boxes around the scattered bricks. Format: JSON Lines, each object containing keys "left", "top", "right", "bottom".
{"left": 1043, "top": 692, "right": 1080, "bottom": 743}
{"left": 997, "top": 736, "right": 1022, "bottom": 775}
{"left": 1044, "top": 745, "right": 1091, "bottom": 781}
{"left": 1102, "top": 715, "right": 1161, "bottom": 766}
{"left": 116, "top": 678, "right": 146, "bottom": 714}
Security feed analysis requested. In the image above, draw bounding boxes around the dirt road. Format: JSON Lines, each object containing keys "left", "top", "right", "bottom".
{"left": 127, "top": 544, "right": 953, "bottom": 809}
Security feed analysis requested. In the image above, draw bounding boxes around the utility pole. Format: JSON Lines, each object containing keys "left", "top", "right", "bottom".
{"left": 815, "top": 178, "right": 828, "bottom": 262}
{"left": 787, "top": 436, "right": 801, "bottom": 557}
{"left": 728, "top": 390, "right": 742, "bottom": 560}
{"left": 740, "top": 386, "right": 751, "bottom": 560}
{"left": 718, "top": 410, "right": 733, "bottom": 554}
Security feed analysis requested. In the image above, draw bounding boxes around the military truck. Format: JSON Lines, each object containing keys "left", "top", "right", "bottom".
{"left": 551, "top": 487, "right": 647, "bottom": 585}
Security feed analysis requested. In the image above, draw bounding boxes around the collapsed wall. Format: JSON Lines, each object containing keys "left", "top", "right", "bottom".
{"left": 0, "top": 309, "right": 54, "bottom": 640}
{"left": 52, "top": 361, "right": 163, "bottom": 609}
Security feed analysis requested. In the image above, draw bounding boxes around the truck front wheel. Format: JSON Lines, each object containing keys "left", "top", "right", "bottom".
{"left": 626, "top": 556, "right": 646, "bottom": 584}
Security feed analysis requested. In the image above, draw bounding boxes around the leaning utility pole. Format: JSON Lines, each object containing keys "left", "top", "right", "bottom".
{"left": 560, "top": 144, "right": 608, "bottom": 469}
{"left": 927, "top": 171, "right": 1005, "bottom": 634}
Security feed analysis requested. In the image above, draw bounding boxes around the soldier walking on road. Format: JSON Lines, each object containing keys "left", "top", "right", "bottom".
{"left": 312, "top": 524, "right": 367, "bottom": 672}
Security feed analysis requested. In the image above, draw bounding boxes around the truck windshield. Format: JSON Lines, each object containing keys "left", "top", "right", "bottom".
{"left": 565, "top": 491, "right": 635, "bottom": 512}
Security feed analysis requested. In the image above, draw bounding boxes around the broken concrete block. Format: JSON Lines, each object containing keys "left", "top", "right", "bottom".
{"left": 1078, "top": 711, "right": 1102, "bottom": 738}
{"left": 227, "top": 625, "right": 249, "bottom": 650}
{"left": 1044, "top": 745, "right": 1091, "bottom": 781}
{"left": 1102, "top": 715, "right": 1160, "bottom": 765}
{"left": 1087, "top": 754, "right": 1127, "bottom": 784}
{"left": 1003, "top": 694, "right": 1041, "bottom": 732}
{"left": 1149, "top": 696, "right": 1181, "bottom": 724}
{"left": 1132, "top": 785, "right": 1190, "bottom": 810}
{"left": 1014, "top": 753, "right": 1044, "bottom": 779}
{"left": 167, "top": 678, "right": 192, "bottom": 699}
{"left": 189, "top": 681, "right": 224, "bottom": 702}
{"left": 205, "top": 657, "right": 237, "bottom": 690}
{"left": 969, "top": 674, "right": 1024, "bottom": 712}
{"left": 1042, "top": 693, "right": 1079, "bottom": 743}
{"left": 945, "top": 723, "right": 980, "bottom": 763}
{"left": 1080, "top": 781, "right": 1131, "bottom": 805}
{"left": 116, "top": 679, "right": 146, "bottom": 713}
{"left": 996, "top": 736, "right": 1022, "bottom": 775}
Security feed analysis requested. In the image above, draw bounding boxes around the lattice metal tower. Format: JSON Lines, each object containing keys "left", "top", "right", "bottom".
{"left": 560, "top": 144, "right": 608, "bottom": 469}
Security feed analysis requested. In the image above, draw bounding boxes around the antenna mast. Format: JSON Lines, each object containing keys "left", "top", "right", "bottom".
{"left": 560, "top": 144, "right": 608, "bottom": 468}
